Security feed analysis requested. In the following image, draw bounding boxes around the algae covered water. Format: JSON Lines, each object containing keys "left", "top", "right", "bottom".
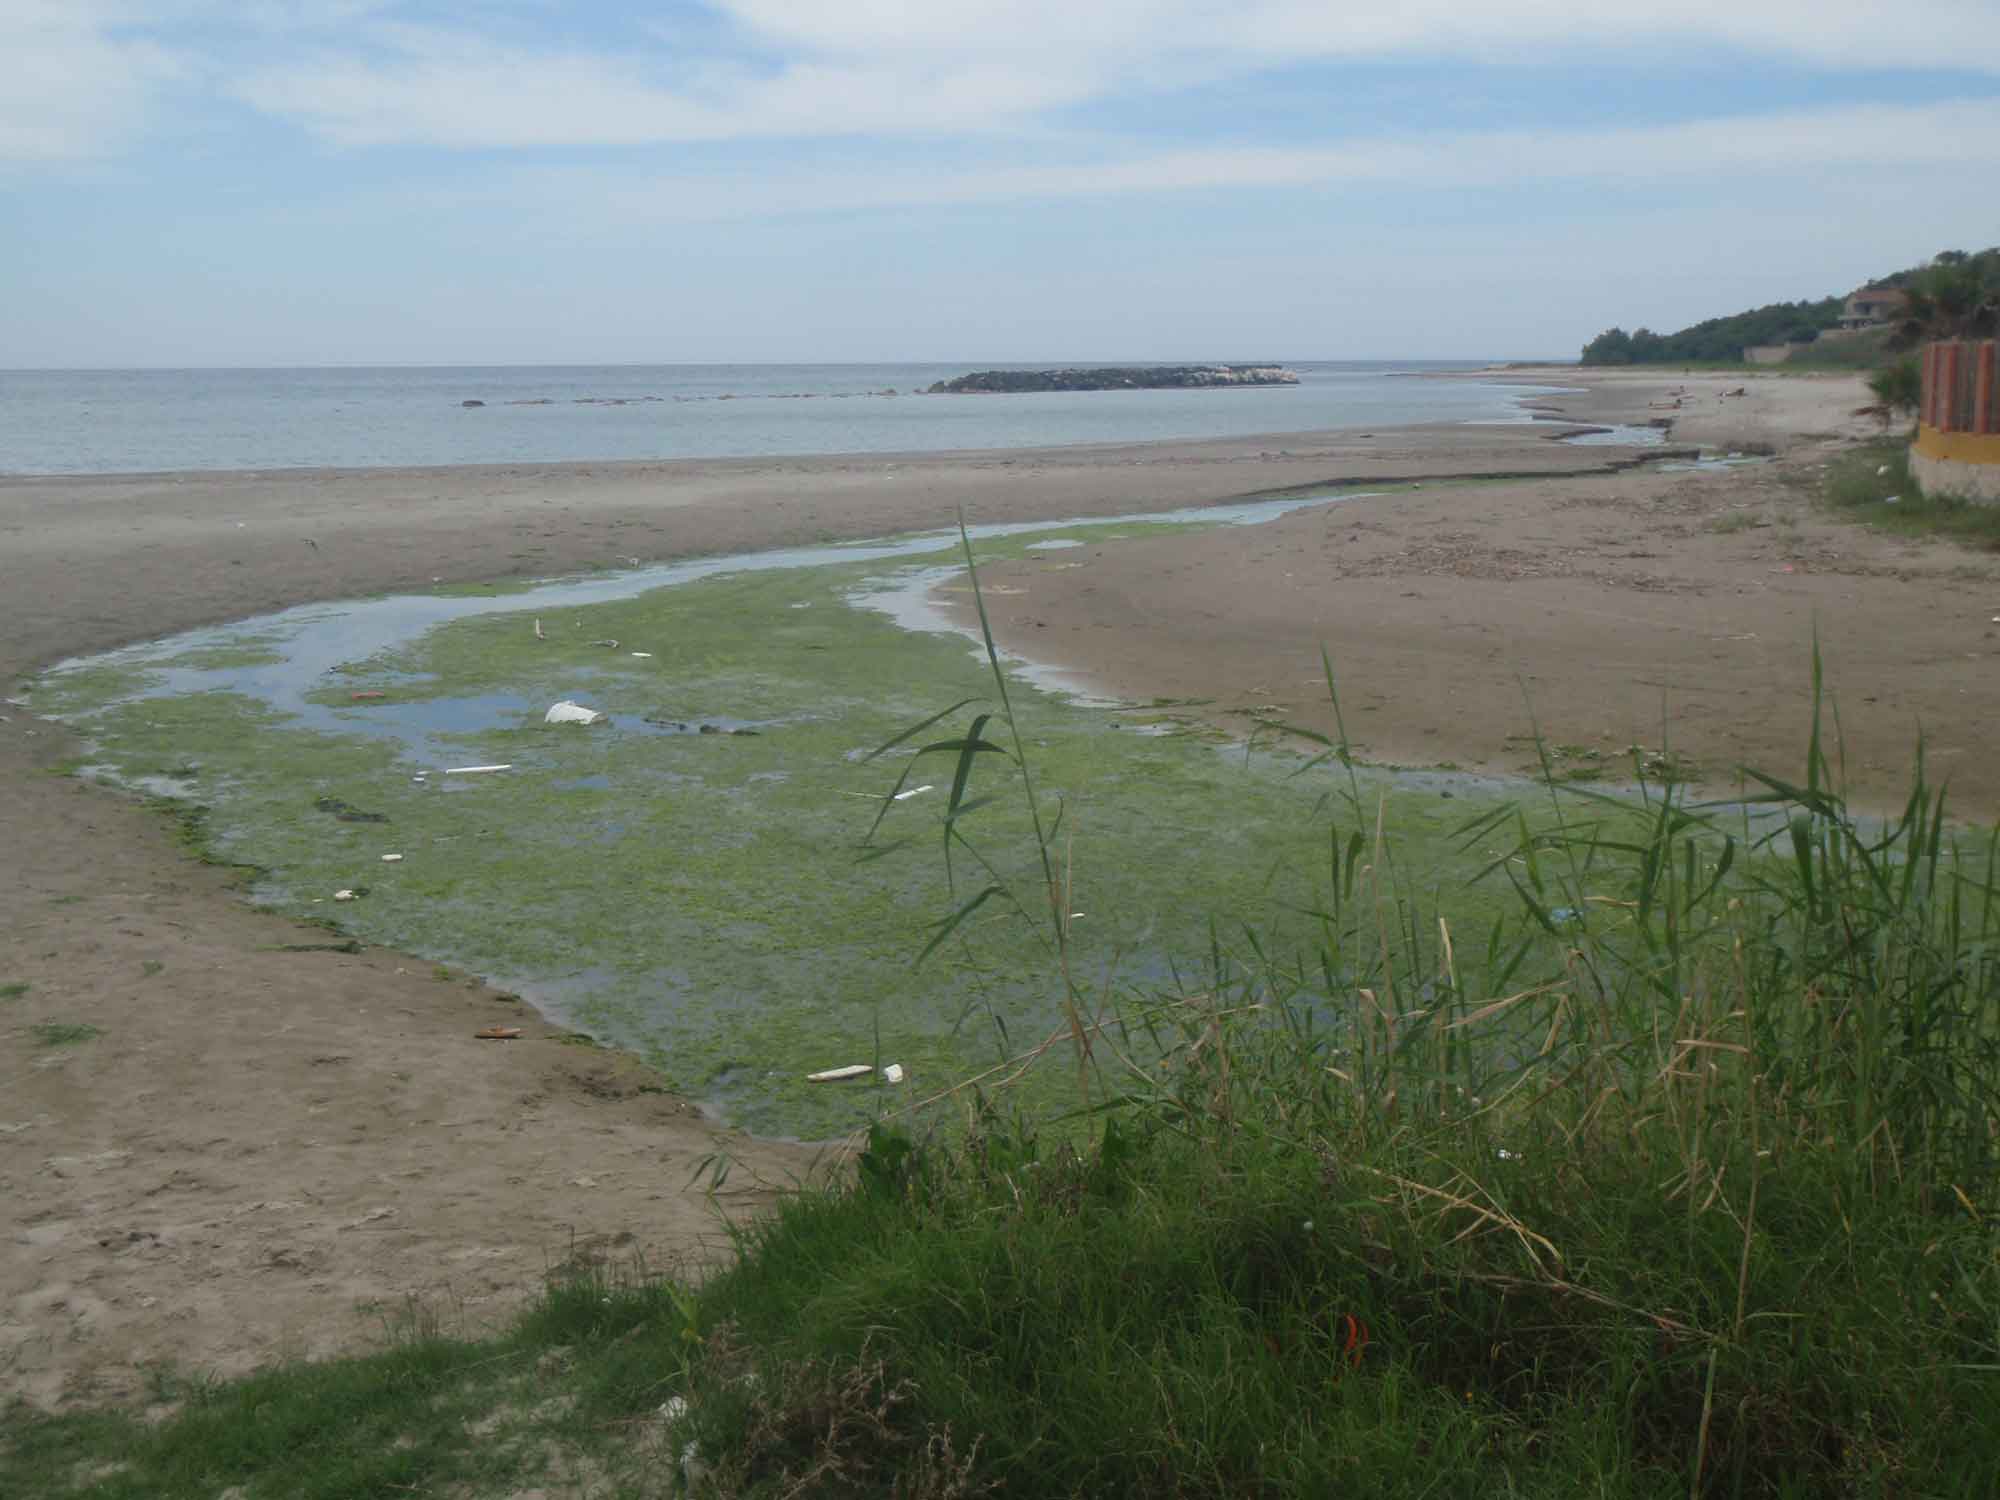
{"left": 29, "top": 495, "right": 1526, "bottom": 1138}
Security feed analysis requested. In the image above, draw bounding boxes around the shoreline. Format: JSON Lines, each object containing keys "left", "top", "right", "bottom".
{"left": 0, "top": 367, "right": 1916, "bottom": 1409}
{"left": 0, "top": 418, "right": 1675, "bottom": 686}
{"left": 0, "top": 424, "right": 1613, "bottom": 493}
{"left": 0, "top": 363, "right": 1542, "bottom": 483}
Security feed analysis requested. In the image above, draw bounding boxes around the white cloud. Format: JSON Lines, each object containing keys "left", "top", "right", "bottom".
{"left": 0, "top": 1, "right": 179, "bottom": 160}
{"left": 1208, "top": 0, "right": 2000, "bottom": 73}
{"left": 8, "top": 1, "right": 1998, "bottom": 163}
{"left": 455, "top": 98, "right": 2000, "bottom": 225}
{"left": 231, "top": 31, "right": 1107, "bottom": 147}
{"left": 724, "top": 0, "right": 2000, "bottom": 73}
{"left": 228, "top": 0, "right": 2000, "bottom": 150}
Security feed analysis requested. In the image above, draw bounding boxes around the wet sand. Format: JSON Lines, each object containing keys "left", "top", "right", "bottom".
{"left": 938, "top": 371, "right": 2000, "bottom": 816}
{"left": 0, "top": 367, "right": 1933, "bottom": 1408}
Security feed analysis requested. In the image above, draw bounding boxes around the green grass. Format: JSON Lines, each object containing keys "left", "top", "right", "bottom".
{"left": 1778, "top": 328, "right": 1898, "bottom": 370}
{"left": 29, "top": 1022, "right": 101, "bottom": 1047}
{"left": 0, "top": 982, "right": 28, "bottom": 1001}
{"left": 1824, "top": 440, "right": 2000, "bottom": 548}
{"left": 1, "top": 1323, "right": 592, "bottom": 1499}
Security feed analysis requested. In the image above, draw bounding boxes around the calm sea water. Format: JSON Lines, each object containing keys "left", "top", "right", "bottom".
{"left": 0, "top": 361, "right": 1548, "bottom": 476}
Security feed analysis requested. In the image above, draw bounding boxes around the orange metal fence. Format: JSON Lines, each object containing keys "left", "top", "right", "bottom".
{"left": 1923, "top": 340, "right": 2000, "bottom": 435}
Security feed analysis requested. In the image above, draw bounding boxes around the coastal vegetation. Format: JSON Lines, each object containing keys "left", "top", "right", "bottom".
{"left": 1892, "top": 249, "right": 2000, "bottom": 343}
{"left": 1581, "top": 299, "right": 1843, "bottom": 365}
{"left": 1865, "top": 357, "right": 1921, "bottom": 421}
{"left": 1580, "top": 246, "right": 2000, "bottom": 366}
{"left": 1820, "top": 437, "right": 2000, "bottom": 548}
{"left": 9, "top": 524, "right": 1999, "bottom": 1495}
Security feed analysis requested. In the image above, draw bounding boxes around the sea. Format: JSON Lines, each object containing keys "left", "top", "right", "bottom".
{"left": 0, "top": 360, "right": 1558, "bottom": 476}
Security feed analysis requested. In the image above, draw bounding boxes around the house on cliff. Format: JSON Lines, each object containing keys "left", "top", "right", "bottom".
{"left": 1839, "top": 286, "right": 1909, "bottom": 331}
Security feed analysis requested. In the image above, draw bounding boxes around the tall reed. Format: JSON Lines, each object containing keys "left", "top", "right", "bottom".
{"left": 838, "top": 524, "right": 2000, "bottom": 1493}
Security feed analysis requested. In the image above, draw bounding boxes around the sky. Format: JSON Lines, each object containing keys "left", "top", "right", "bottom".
{"left": 4, "top": 1, "right": 1999, "bottom": 367}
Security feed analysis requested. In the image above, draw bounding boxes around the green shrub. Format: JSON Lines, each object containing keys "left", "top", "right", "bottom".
{"left": 1866, "top": 355, "right": 1921, "bottom": 417}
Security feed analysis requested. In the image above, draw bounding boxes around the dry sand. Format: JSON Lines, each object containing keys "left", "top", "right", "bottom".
{"left": 2, "top": 367, "right": 1970, "bottom": 1410}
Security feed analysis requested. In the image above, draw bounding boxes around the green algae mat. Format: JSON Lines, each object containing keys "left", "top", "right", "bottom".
{"left": 24, "top": 501, "right": 1524, "bottom": 1137}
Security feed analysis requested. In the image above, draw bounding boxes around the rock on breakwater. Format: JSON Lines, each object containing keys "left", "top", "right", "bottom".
{"left": 927, "top": 365, "right": 1300, "bottom": 394}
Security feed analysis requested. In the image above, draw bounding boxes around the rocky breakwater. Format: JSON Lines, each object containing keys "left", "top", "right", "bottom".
{"left": 927, "top": 364, "right": 1300, "bottom": 394}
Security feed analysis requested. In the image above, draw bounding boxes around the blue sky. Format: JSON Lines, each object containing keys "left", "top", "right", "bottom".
{"left": 4, "top": 1, "right": 1998, "bottom": 367}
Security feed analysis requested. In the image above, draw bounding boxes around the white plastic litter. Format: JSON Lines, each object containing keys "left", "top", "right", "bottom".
{"left": 882, "top": 1063, "right": 906, "bottom": 1085}
{"left": 444, "top": 764, "right": 512, "bottom": 775}
{"left": 533, "top": 618, "right": 545, "bottom": 640}
{"left": 893, "top": 784, "right": 934, "bottom": 801}
{"left": 681, "top": 1440, "right": 709, "bottom": 1489}
{"left": 806, "top": 1064, "right": 873, "bottom": 1083}
{"left": 544, "top": 700, "right": 608, "bottom": 726}
{"left": 334, "top": 889, "right": 358, "bottom": 901}
{"left": 381, "top": 853, "right": 403, "bottom": 862}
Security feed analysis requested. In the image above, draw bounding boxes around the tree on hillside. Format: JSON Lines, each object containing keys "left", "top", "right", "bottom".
{"left": 1581, "top": 328, "right": 1634, "bottom": 365}
{"left": 1892, "top": 254, "right": 2000, "bottom": 345}
{"left": 1865, "top": 251, "right": 1998, "bottom": 434}
{"left": 1577, "top": 247, "right": 1999, "bottom": 367}
{"left": 1579, "top": 298, "right": 1841, "bottom": 364}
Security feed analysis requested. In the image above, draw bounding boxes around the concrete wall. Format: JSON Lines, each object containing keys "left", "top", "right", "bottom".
{"left": 1915, "top": 430, "right": 2000, "bottom": 502}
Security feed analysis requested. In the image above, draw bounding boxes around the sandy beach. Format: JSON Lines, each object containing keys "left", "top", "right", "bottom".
{"left": 4, "top": 366, "right": 1976, "bottom": 1410}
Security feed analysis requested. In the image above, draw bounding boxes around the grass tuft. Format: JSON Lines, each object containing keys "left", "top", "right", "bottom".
{"left": 1825, "top": 439, "right": 2000, "bottom": 547}
{"left": 29, "top": 1022, "right": 101, "bottom": 1047}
